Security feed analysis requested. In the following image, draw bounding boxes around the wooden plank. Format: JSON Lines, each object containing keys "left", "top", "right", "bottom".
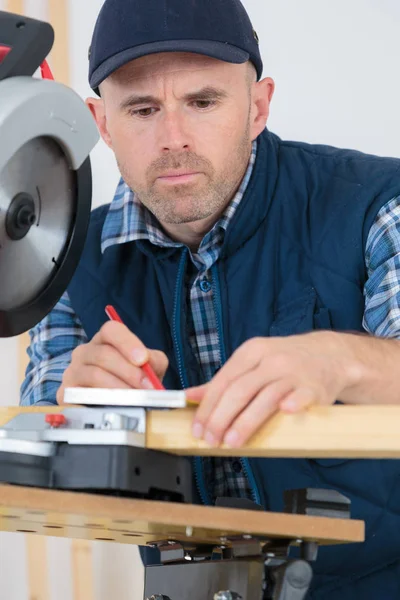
{"left": 0, "top": 484, "right": 364, "bottom": 547}
{"left": 47, "top": 0, "right": 70, "bottom": 85}
{"left": 26, "top": 535, "right": 50, "bottom": 600}
{"left": 147, "top": 404, "right": 400, "bottom": 458}
{"left": 3, "top": 404, "right": 400, "bottom": 458}
{"left": 71, "top": 540, "right": 95, "bottom": 600}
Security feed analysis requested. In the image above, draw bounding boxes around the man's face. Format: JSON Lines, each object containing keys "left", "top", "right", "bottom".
{"left": 92, "top": 53, "right": 269, "bottom": 226}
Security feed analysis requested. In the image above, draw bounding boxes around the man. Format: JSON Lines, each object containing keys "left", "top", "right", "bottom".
{"left": 20, "top": 0, "right": 400, "bottom": 597}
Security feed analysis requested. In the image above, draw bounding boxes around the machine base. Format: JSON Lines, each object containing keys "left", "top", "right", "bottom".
{"left": 0, "top": 445, "right": 193, "bottom": 502}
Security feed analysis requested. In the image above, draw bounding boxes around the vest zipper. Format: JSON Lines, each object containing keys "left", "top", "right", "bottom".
{"left": 172, "top": 249, "right": 189, "bottom": 389}
{"left": 211, "top": 264, "right": 262, "bottom": 507}
{"left": 172, "top": 248, "right": 211, "bottom": 506}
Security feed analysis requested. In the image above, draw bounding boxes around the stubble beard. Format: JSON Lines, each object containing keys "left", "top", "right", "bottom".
{"left": 118, "top": 120, "right": 252, "bottom": 225}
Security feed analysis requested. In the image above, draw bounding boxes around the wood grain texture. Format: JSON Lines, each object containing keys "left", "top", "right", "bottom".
{"left": 0, "top": 484, "right": 364, "bottom": 547}
{"left": 71, "top": 540, "right": 95, "bottom": 600}
{"left": 147, "top": 404, "right": 400, "bottom": 458}
{"left": 26, "top": 535, "right": 50, "bottom": 600}
{"left": 3, "top": 404, "right": 400, "bottom": 458}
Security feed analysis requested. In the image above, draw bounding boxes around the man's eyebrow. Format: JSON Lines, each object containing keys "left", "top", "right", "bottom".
{"left": 119, "top": 87, "right": 229, "bottom": 111}
{"left": 119, "top": 95, "right": 158, "bottom": 111}
{"left": 183, "top": 86, "right": 229, "bottom": 102}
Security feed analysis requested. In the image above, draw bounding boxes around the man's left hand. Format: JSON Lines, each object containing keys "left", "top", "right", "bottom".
{"left": 186, "top": 331, "right": 359, "bottom": 448}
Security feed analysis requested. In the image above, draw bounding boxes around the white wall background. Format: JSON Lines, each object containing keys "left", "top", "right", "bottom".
{"left": 0, "top": 1, "right": 399, "bottom": 599}
{"left": 74, "top": 0, "right": 400, "bottom": 212}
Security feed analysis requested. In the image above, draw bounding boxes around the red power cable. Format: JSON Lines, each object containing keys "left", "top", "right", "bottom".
{"left": 0, "top": 44, "right": 54, "bottom": 79}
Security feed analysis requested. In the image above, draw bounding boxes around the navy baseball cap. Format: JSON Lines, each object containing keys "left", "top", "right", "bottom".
{"left": 88, "top": 0, "right": 263, "bottom": 95}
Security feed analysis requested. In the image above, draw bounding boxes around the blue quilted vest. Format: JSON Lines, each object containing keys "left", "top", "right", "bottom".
{"left": 68, "top": 129, "right": 400, "bottom": 599}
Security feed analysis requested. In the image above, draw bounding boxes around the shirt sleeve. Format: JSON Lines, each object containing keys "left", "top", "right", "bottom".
{"left": 20, "top": 292, "right": 88, "bottom": 406}
{"left": 363, "top": 196, "right": 400, "bottom": 338}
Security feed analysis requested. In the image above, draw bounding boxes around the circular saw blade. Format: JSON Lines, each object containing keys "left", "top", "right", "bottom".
{"left": 0, "top": 136, "right": 74, "bottom": 310}
{"left": 0, "top": 136, "right": 92, "bottom": 337}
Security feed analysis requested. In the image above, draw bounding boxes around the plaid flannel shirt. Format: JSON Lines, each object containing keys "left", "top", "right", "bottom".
{"left": 20, "top": 141, "right": 400, "bottom": 503}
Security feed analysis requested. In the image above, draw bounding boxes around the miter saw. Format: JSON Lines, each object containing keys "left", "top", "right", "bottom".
{"left": 0, "top": 10, "right": 98, "bottom": 336}
{"left": 0, "top": 11, "right": 356, "bottom": 600}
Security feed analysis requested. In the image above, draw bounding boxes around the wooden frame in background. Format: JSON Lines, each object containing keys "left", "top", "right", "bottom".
{"left": 5, "top": 2, "right": 95, "bottom": 599}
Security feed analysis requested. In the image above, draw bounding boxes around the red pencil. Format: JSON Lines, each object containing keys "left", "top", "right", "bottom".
{"left": 105, "top": 305, "right": 165, "bottom": 391}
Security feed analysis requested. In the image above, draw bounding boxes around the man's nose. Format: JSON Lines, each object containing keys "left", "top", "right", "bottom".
{"left": 159, "top": 111, "right": 191, "bottom": 153}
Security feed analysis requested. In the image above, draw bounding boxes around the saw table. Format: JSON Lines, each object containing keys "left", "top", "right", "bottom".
{"left": 1, "top": 401, "right": 399, "bottom": 600}
{"left": 0, "top": 481, "right": 363, "bottom": 600}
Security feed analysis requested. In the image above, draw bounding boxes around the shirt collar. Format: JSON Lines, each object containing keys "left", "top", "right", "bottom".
{"left": 101, "top": 140, "right": 257, "bottom": 254}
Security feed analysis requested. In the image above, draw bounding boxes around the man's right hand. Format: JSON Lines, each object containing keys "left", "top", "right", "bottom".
{"left": 56, "top": 321, "right": 169, "bottom": 404}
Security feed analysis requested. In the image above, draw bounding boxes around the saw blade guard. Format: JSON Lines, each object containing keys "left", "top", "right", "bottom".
{"left": 0, "top": 11, "right": 99, "bottom": 336}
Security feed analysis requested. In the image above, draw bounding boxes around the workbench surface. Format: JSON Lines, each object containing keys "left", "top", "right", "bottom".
{"left": 0, "top": 484, "right": 364, "bottom": 547}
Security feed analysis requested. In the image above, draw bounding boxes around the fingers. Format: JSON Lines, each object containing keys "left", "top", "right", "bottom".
{"left": 65, "top": 366, "right": 132, "bottom": 390}
{"left": 221, "top": 387, "right": 318, "bottom": 448}
{"left": 195, "top": 377, "right": 293, "bottom": 447}
{"left": 221, "top": 383, "right": 287, "bottom": 448}
{"left": 280, "top": 388, "right": 319, "bottom": 413}
{"left": 192, "top": 368, "right": 273, "bottom": 445}
{"left": 192, "top": 358, "right": 263, "bottom": 428}
{"left": 56, "top": 368, "right": 131, "bottom": 404}
{"left": 185, "top": 384, "right": 207, "bottom": 406}
{"left": 150, "top": 349, "right": 169, "bottom": 380}
{"left": 95, "top": 322, "right": 169, "bottom": 380}
{"left": 192, "top": 339, "right": 265, "bottom": 415}
{"left": 72, "top": 343, "right": 156, "bottom": 389}
{"left": 59, "top": 321, "right": 170, "bottom": 401}
{"left": 92, "top": 321, "right": 148, "bottom": 361}
{"left": 93, "top": 321, "right": 151, "bottom": 366}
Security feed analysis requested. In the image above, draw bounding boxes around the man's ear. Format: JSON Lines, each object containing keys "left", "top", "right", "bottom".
{"left": 250, "top": 77, "right": 275, "bottom": 140}
{"left": 85, "top": 97, "right": 113, "bottom": 149}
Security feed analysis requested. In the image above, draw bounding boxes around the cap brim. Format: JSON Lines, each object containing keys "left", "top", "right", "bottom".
{"left": 90, "top": 39, "right": 250, "bottom": 93}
